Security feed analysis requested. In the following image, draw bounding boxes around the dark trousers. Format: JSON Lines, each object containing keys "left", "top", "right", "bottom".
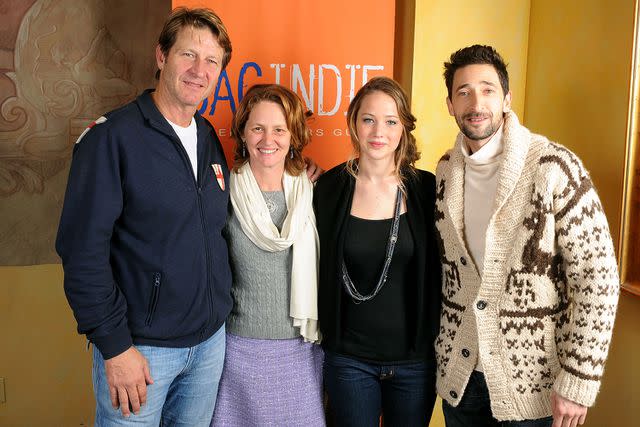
{"left": 442, "top": 371, "right": 553, "bottom": 427}
{"left": 323, "top": 351, "right": 435, "bottom": 427}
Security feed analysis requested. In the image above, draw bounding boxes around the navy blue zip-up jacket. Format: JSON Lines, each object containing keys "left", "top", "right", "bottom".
{"left": 56, "top": 90, "right": 233, "bottom": 359}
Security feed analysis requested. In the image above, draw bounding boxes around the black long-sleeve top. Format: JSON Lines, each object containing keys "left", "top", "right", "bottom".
{"left": 313, "top": 163, "right": 442, "bottom": 366}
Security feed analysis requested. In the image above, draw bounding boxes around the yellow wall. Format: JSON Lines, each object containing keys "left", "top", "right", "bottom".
{"left": 524, "top": 1, "right": 639, "bottom": 425}
{"left": 412, "top": 0, "right": 531, "bottom": 172}
{"left": 525, "top": 0, "right": 634, "bottom": 248}
{"left": 0, "top": 265, "right": 94, "bottom": 426}
{"left": 409, "top": 0, "right": 639, "bottom": 426}
{"left": 1, "top": 1, "right": 638, "bottom": 426}
{"left": 411, "top": 2, "right": 531, "bottom": 424}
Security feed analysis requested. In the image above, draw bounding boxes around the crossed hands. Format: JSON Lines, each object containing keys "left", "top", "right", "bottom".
{"left": 104, "top": 347, "right": 154, "bottom": 417}
{"left": 551, "top": 391, "right": 588, "bottom": 427}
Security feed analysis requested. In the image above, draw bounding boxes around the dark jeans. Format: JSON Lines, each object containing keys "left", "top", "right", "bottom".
{"left": 442, "top": 371, "right": 553, "bottom": 427}
{"left": 323, "top": 351, "right": 436, "bottom": 427}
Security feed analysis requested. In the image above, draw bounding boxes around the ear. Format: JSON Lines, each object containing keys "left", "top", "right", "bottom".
{"left": 155, "top": 45, "right": 165, "bottom": 70}
{"left": 503, "top": 90, "right": 512, "bottom": 113}
{"left": 446, "top": 96, "right": 455, "bottom": 117}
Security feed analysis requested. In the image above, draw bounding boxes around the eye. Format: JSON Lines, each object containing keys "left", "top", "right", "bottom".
{"left": 275, "top": 128, "right": 288, "bottom": 134}
{"left": 251, "top": 126, "right": 263, "bottom": 133}
{"left": 457, "top": 90, "right": 469, "bottom": 97}
{"left": 386, "top": 120, "right": 398, "bottom": 126}
{"left": 183, "top": 52, "right": 195, "bottom": 58}
{"left": 484, "top": 88, "right": 495, "bottom": 94}
{"left": 207, "top": 58, "right": 219, "bottom": 66}
{"left": 362, "top": 117, "right": 374, "bottom": 124}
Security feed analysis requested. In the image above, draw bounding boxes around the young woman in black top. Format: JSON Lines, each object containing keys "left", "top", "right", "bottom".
{"left": 313, "top": 77, "right": 441, "bottom": 426}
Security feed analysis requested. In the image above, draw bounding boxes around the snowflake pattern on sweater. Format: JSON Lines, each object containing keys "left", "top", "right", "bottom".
{"left": 434, "top": 111, "right": 619, "bottom": 421}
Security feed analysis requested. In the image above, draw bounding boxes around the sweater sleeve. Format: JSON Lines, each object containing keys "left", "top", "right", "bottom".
{"left": 550, "top": 149, "right": 620, "bottom": 407}
{"left": 55, "top": 122, "right": 132, "bottom": 359}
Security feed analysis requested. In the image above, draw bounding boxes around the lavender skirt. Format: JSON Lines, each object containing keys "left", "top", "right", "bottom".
{"left": 211, "top": 333, "right": 325, "bottom": 426}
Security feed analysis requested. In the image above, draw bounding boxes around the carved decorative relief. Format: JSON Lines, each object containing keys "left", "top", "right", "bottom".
{"left": 0, "top": 0, "right": 168, "bottom": 265}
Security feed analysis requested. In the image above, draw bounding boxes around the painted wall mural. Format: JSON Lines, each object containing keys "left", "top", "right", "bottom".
{"left": 0, "top": 0, "right": 168, "bottom": 265}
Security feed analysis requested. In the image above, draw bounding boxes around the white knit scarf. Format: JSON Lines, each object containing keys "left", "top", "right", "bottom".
{"left": 229, "top": 162, "right": 321, "bottom": 343}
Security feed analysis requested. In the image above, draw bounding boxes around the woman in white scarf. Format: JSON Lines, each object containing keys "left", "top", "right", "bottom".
{"left": 211, "top": 84, "right": 325, "bottom": 427}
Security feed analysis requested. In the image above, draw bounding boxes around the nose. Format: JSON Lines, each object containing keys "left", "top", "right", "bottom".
{"left": 190, "top": 58, "right": 206, "bottom": 76}
{"left": 259, "top": 129, "right": 276, "bottom": 145}
{"left": 468, "top": 91, "right": 482, "bottom": 108}
{"left": 372, "top": 121, "right": 384, "bottom": 136}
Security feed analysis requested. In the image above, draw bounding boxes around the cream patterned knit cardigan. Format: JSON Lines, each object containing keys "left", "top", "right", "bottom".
{"left": 434, "top": 111, "right": 620, "bottom": 421}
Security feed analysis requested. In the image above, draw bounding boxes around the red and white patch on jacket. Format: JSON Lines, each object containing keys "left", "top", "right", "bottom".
{"left": 75, "top": 116, "right": 108, "bottom": 144}
{"left": 211, "top": 163, "right": 225, "bottom": 191}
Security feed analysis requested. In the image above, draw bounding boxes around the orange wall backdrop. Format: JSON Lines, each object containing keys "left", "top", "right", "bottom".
{"left": 175, "top": 0, "right": 395, "bottom": 169}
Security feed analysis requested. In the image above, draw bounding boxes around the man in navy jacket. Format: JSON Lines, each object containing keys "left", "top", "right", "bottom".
{"left": 56, "top": 7, "right": 233, "bottom": 425}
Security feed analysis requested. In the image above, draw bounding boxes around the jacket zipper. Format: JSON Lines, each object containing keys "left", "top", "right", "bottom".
{"left": 170, "top": 132, "right": 214, "bottom": 338}
{"left": 145, "top": 272, "right": 162, "bottom": 326}
{"left": 197, "top": 188, "right": 214, "bottom": 339}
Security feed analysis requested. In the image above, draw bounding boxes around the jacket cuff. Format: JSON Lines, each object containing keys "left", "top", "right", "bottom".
{"left": 553, "top": 368, "right": 601, "bottom": 407}
{"left": 91, "top": 323, "right": 133, "bottom": 360}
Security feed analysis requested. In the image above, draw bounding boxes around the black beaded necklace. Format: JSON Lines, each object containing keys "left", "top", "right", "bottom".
{"left": 341, "top": 186, "right": 403, "bottom": 303}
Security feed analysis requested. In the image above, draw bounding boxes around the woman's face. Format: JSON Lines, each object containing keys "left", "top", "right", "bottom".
{"left": 243, "top": 100, "right": 291, "bottom": 173}
{"left": 354, "top": 91, "right": 403, "bottom": 164}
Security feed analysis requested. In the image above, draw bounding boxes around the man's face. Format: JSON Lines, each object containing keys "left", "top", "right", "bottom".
{"left": 155, "top": 26, "right": 224, "bottom": 112}
{"left": 446, "top": 64, "right": 511, "bottom": 148}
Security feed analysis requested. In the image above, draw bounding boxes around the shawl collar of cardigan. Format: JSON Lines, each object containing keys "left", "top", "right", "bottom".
{"left": 444, "top": 111, "right": 538, "bottom": 276}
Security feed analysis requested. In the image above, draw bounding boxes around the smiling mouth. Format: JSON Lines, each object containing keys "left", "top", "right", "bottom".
{"left": 258, "top": 148, "right": 277, "bottom": 154}
{"left": 184, "top": 81, "right": 205, "bottom": 88}
{"left": 465, "top": 114, "right": 489, "bottom": 124}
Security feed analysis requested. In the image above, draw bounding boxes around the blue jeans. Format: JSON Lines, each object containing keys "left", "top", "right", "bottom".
{"left": 442, "top": 371, "right": 553, "bottom": 427}
{"left": 93, "top": 324, "right": 226, "bottom": 426}
{"left": 323, "top": 351, "right": 435, "bottom": 427}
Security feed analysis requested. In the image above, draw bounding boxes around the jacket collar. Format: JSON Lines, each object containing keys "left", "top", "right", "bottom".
{"left": 136, "top": 89, "right": 208, "bottom": 140}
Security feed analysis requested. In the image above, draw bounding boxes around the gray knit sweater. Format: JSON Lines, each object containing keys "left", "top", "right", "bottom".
{"left": 225, "top": 191, "right": 297, "bottom": 339}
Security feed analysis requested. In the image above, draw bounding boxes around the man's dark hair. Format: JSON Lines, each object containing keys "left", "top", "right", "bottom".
{"left": 443, "top": 45, "right": 509, "bottom": 99}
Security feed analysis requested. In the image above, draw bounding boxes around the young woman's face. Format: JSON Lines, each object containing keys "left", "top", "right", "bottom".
{"left": 355, "top": 91, "right": 403, "bottom": 163}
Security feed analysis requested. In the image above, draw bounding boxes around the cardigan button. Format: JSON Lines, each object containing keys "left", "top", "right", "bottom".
{"left": 450, "top": 390, "right": 458, "bottom": 399}
{"left": 461, "top": 348, "right": 470, "bottom": 358}
{"left": 476, "top": 300, "right": 487, "bottom": 310}
{"left": 460, "top": 256, "right": 467, "bottom": 266}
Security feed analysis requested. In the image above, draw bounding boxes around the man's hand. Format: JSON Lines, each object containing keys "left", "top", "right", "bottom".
{"left": 551, "top": 391, "right": 588, "bottom": 427}
{"left": 104, "top": 346, "right": 154, "bottom": 417}
{"left": 305, "top": 157, "right": 324, "bottom": 183}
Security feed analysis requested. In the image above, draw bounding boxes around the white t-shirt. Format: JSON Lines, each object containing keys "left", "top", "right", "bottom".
{"left": 168, "top": 118, "right": 198, "bottom": 177}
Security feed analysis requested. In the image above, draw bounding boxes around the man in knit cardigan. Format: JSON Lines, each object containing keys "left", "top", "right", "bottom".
{"left": 434, "top": 45, "right": 620, "bottom": 427}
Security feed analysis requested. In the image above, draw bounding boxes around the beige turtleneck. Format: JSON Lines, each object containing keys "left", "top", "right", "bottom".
{"left": 461, "top": 124, "right": 504, "bottom": 372}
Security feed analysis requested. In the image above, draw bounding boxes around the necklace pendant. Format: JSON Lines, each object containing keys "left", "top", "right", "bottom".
{"left": 265, "top": 198, "right": 277, "bottom": 213}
